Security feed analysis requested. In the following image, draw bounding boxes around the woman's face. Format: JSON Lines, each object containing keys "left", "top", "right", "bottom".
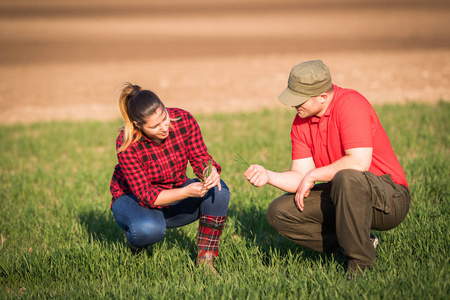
{"left": 138, "top": 106, "right": 171, "bottom": 141}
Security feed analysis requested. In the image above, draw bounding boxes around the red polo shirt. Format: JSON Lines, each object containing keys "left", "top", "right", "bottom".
{"left": 291, "top": 85, "right": 408, "bottom": 187}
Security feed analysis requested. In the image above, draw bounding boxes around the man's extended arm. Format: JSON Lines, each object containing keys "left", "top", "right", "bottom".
{"left": 244, "top": 147, "right": 372, "bottom": 211}
{"left": 244, "top": 157, "right": 316, "bottom": 193}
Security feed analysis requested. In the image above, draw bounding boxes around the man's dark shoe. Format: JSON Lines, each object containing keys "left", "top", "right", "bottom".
{"left": 346, "top": 234, "right": 378, "bottom": 280}
{"left": 346, "top": 261, "right": 374, "bottom": 280}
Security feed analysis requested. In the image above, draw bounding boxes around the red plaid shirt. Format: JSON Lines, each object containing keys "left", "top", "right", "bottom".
{"left": 110, "top": 108, "right": 221, "bottom": 209}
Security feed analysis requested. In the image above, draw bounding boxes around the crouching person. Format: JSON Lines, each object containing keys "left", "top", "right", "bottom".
{"left": 110, "top": 83, "right": 230, "bottom": 273}
{"left": 244, "top": 61, "right": 410, "bottom": 277}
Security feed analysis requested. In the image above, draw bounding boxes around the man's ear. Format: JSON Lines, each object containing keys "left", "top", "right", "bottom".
{"left": 318, "top": 93, "right": 328, "bottom": 104}
{"left": 133, "top": 121, "right": 140, "bottom": 129}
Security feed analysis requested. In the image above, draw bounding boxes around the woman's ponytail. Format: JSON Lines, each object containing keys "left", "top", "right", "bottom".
{"left": 117, "top": 83, "right": 143, "bottom": 154}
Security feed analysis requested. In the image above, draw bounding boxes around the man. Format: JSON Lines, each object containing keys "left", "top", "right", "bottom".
{"left": 244, "top": 60, "right": 410, "bottom": 276}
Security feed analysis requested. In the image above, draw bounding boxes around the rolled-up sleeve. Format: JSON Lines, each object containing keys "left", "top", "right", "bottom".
{"left": 185, "top": 112, "right": 221, "bottom": 178}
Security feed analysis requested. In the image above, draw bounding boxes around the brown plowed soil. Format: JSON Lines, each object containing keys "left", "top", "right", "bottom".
{"left": 0, "top": 0, "right": 449, "bottom": 124}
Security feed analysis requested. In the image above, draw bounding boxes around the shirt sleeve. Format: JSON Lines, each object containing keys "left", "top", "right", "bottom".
{"left": 117, "top": 143, "right": 164, "bottom": 208}
{"left": 337, "top": 94, "right": 374, "bottom": 150}
{"left": 185, "top": 112, "right": 222, "bottom": 178}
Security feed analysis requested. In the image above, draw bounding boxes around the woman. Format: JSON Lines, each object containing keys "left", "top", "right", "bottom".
{"left": 110, "top": 83, "right": 230, "bottom": 271}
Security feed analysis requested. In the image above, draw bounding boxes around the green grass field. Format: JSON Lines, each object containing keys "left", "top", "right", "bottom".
{"left": 0, "top": 102, "right": 449, "bottom": 299}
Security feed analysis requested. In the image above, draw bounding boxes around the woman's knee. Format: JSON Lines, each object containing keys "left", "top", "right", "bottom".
{"left": 203, "top": 180, "right": 230, "bottom": 215}
{"left": 129, "top": 218, "right": 166, "bottom": 247}
{"left": 217, "top": 179, "right": 230, "bottom": 202}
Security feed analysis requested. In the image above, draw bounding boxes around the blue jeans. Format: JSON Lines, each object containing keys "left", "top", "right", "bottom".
{"left": 111, "top": 179, "right": 230, "bottom": 248}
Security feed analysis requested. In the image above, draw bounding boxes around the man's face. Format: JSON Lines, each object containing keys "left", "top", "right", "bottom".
{"left": 293, "top": 96, "right": 322, "bottom": 118}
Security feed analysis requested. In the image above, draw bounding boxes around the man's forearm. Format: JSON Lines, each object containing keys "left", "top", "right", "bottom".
{"left": 267, "top": 170, "right": 303, "bottom": 193}
{"left": 306, "top": 148, "right": 372, "bottom": 183}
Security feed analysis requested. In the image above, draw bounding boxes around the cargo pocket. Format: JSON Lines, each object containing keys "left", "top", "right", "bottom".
{"left": 363, "top": 172, "right": 397, "bottom": 214}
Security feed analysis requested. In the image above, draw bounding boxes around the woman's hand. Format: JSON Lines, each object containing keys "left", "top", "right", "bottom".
{"left": 184, "top": 165, "right": 221, "bottom": 198}
{"left": 203, "top": 166, "right": 222, "bottom": 191}
{"left": 184, "top": 181, "right": 209, "bottom": 198}
{"left": 244, "top": 164, "right": 269, "bottom": 187}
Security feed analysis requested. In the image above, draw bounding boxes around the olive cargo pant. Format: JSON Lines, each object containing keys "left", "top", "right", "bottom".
{"left": 266, "top": 169, "right": 410, "bottom": 270}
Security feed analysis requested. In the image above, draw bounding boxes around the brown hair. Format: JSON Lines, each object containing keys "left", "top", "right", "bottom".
{"left": 117, "top": 83, "right": 165, "bottom": 154}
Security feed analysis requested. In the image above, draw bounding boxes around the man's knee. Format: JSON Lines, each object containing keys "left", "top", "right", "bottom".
{"left": 266, "top": 194, "right": 294, "bottom": 232}
{"left": 332, "top": 169, "right": 365, "bottom": 188}
{"left": 331, "top": 169, "right": 371, "bottom": 205}
{"left": 266, "top": 200, "right": 279, "bottom": 230}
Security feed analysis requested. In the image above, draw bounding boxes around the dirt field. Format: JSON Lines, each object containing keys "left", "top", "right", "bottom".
{"left": 0, "top": 0, "right": 449, "bottom": 124}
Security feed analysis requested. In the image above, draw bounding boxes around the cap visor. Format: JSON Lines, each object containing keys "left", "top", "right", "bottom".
{"left": 278, "top": 87, "right": 310, "bottom": 107}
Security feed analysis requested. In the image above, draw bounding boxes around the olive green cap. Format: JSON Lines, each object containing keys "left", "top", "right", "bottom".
{"left": 278, "top": 60, "right": 332, "bottom": 106}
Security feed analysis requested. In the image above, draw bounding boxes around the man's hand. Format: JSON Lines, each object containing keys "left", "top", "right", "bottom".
{"left": 244, "top": 164, "right": 269, "bottom": 187}
{"left": 294, "top": 173, "right": 315, "bottom": 211}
